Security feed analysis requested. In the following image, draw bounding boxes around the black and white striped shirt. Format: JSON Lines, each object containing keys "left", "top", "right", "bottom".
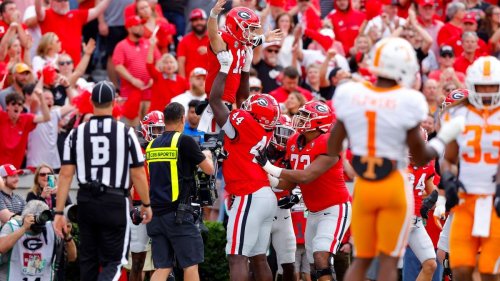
{"left": 62, "top": 116, "right": 144, "bottom": 189}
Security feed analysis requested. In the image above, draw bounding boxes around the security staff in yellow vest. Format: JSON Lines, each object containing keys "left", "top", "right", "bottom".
{"left": 146, "top": 102, "right": 214, "bottom": 281}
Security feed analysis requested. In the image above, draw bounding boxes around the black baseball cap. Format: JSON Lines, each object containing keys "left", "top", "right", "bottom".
{"left": 439, "top": 45, "right": 454, "bottom": 57}
{"left": 328, "top": 67, "right": 342, "bottom": 81}
{"left": 92, "top": 81, "right": 116, "bottom": 104}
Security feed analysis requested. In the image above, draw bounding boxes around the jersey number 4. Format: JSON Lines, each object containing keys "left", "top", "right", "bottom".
{"left": 462, "top": 125, "right": 500, "bottom": 164}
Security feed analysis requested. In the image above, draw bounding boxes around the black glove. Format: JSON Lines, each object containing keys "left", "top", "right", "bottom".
{"left": 195, "top": 100, "right": 209, "bottom": 115}
{"left": 130, "top": 207, "right": 143, "bottom": 225}
{"left": 439, "top": 171, "right": 461, "bottom": 211}
{"left": 254, "top": 147, "right": 268, "bottom": 167}
{"left": 494, "top": 183, "right": 500, "bottom": 217}
{"left": 420, "top": 189, "right": 438, "bottom": 219}
{"left": 278, "top": 194, "right": 301, "bottom": 209}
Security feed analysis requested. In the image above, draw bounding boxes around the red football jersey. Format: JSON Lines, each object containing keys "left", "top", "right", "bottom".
{"left": 285, "top": 133, "right": 350, "bottom": 212}
{"left": 408, "top": 161, "right": 436, "bottom": 216}
{"left": 223, "top": 109, "right": 273, "bottom": 196}
{"left": 205, "top": 31, "right": 247, "bottom": 104}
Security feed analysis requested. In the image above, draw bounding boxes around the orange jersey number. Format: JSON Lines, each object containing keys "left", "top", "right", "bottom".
{"left": 462, "top": 125, "right": 500, "bottom": 164}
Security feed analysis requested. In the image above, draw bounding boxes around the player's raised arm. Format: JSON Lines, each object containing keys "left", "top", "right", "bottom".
{"left": 209, "top": 51, "right": 233, "bottom": 128}
{"left": 208, "top": 0, "right": 227, "bottom": 54}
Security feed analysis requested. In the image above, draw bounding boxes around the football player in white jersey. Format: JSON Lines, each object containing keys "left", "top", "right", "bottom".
{"left": 327, "top": 37, "right": 466, "bottom": 281}
{"left": 439, "top": 56, "right": 500, "bottom": 281}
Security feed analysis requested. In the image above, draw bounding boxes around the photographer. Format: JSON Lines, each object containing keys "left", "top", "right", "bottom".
{"left": 146, "top": 102, "right": 214, "bottom": 281}
{"left": 0, "top": 200, "right": 76, "bottom": 281}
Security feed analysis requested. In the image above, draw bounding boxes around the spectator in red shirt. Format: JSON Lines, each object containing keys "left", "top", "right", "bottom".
{"left": 428, "top": 45, "right": 466, "bottom": 87}
{"left": 270, "top": 66, "right": 313, "bottom": 103}
{"left": 136, "top": 0, "right": 175, "bottom": 54}
{"left": 147, "top": 37, "right": 188, "bottom": 113}
{"left": 462, "top": 11, "right": 490, "bottom": 55}
{"left": 0, "top": 90, "right": 50, "bottom": 168}
{"left": 417, "top": 0, "right": 444, "bottom": 57}
{"left": 177, "top": 8, "right": 208, "bottom": 78}
{"left": 113, "top": 16, "right": 160, "bottom": 125}
{"left": 454, "top": 31, "right": 481, "bottom": 73}
{"left": 437, "top": 2, "right": 465, "bottom": 54}
{"left": 0, "top": 0, "right": 29, "bottom": 47}
{"left": 35, "top": 0, "right": 111, "bottom": 65}
{"left": 327, "top": 0, "right": 366, "bottom": 55}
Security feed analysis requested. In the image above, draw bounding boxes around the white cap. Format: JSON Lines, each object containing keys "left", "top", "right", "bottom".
{"left": 263, "top": 41, "right": 281, "bottom": 49}
{"left": 320, "top": 28, "right": 335, "bottom": 39}
{"left": 249, "top": 77, "right": 262, "bottom": 88}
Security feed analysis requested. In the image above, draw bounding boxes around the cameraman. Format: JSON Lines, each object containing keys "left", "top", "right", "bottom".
{"left": 146, "top": 102, "right": 215, "bottom": 281}
{"left": 0, "top": 200, "right": 76, "bottom": 281}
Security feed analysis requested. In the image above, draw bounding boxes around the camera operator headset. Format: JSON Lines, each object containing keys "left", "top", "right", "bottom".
{"left": 145, "top": 102, "right": 215, "bottom": 281}
{"left": 0, "top": 200, "right": 76, "bottom": 281}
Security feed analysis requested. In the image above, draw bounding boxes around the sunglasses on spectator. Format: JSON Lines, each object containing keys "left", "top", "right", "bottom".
{"left": 9, "top": 102, "right": 23, "bottom": 106}
{"left": 266, "top": 48, "right": 280, "bottom": 54}
{"left": 39, "top": 172, "right": 54, "bottom": 177}
{"left": 58, "top": 60, "right": 73, "bottom": 66}
{"left": 441, "top": 53, "right": 453, "bottom": 58}
{"left": 54, "top": 0, "right": 68, "bottom": 2}
{"left": 250, "top": 87, "right": 262, "bottom": 92}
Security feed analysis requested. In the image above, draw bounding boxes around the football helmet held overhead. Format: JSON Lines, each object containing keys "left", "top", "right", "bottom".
{"left": 225, "top": 7, "right": 261, "bottom": 46}
{"left": 368, "top": 37, "right": 419, "bottom": 88}
{"left": 140, "top": 111, "right": 165, "bottom": 142}
{"left": 241, "top": 94, "right": 280, "bottom": 130}
{"left": 465, "top": 56, "right": 500, "bottom": 109}
{"left": 271, "top": 115, "right": 295, "bottom": 151}
{"left": 292, "top": 101, "right": 334, "bottom": 134}
{"left": 442, "top": 88, "right": 469, "bottom": 110}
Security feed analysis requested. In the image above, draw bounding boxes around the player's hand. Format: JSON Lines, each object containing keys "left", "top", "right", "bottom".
{"left": 53, "top": 214, "right": 68, "bottom": 238}
{"left": 265, "top": 29, "right": 284, "bottom": 43}
{"left": 254, "top": 147, "right": 268, "bottom": 167}
{"left": 433, "top": 195, "right": 446, "bottom": 219}
{"left": 494, "top": 183, "right": 500, "bottom": 217}
{"left": 278, "top": 194, "right": 300, "bottom": 209}
{"left": 211, "top": 0, "right": 226, "bottom": 17}
{"left": 217, "top": 50, "right": 233, "bottom": 74}
{"left": 436, "top": 116, "right": 465, "bottom": 144}
{"left": 140, "top": 206, "right": 152, "bottom": 224}
{"left": 420, "top": 189, "right": 438, "bottom": 219}
{"left": 439, "top": 171, "right": 461, "bottom": 211}
{"left": 242, "top": 46, "right": 253, "bottom": 73}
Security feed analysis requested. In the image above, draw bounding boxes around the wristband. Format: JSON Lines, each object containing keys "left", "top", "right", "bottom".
{"left": 210, "top": 9, "right": 218, "bottom": 19}
{"left": 142, "top": 203, "right": 151, "bottom": 208}
{"left": 53, "top": 211, "right": 64, "bottom": 216}
{"left": 263, "top": 161, "right": 283, "bottom": 178}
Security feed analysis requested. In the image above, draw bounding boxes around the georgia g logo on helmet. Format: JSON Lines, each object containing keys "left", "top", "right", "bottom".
{"left": 256, "top": 98, "right": 269, "bottom": 107}
{"left": 238, "top": 11, "right": 251, "bottom": 20}
{"left": 315, "top": 104, "right": 328, "bottom": 113}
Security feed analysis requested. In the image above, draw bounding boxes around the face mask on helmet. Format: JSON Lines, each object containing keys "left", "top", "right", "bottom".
{"left": 141, "top": 111, "right": 165, "bottom": 141}
{"left": 292, "top": 102, "right": 333, "bottom": 134}
{"left": 271, "top": 123, "right": 295, "bottom": 151}
{"left": 465, "top": 56, "right": 500, "bottom": 109}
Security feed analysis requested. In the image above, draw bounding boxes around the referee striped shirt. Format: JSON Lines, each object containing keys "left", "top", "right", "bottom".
{"left": 62, "top": 115, "right": 144, "bottom": 189}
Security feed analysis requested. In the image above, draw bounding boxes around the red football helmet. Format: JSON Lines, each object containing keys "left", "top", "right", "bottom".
{"left": 292, "top": 101, "right": 334, "bottom": 134}
{"left": 442, "top": 89, "right": 469, "bottom": 110}
{"left": 225, "top": 7, "right": 261, "bottom": 46}
{"left": 140, "top": 111, "right": 165, "bottom": 142}
{"left": 242, "top": 94, "right": 280, "bottom": 130}
{"left": 271, "top": 115, "right": 295, "bottom": 151}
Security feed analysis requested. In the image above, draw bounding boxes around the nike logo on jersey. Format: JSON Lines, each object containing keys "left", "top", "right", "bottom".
{"left": 284, "top": 216, "right": 290, "bottom": 219}
{"left": 323, "top": 212, "right": 331, "bottom": 215}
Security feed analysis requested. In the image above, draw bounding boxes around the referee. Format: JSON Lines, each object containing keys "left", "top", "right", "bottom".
{"left": 53, "top": 81, "right": 153, "bottom": 281}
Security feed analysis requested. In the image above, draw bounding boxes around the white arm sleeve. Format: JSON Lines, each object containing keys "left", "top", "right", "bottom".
{"left": 222, "top": 118, "right": 236, "bottom": 139}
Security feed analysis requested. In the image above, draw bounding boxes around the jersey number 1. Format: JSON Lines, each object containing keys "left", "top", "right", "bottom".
{"left": 232, "top": 49, "right": 244, "bottom": 74}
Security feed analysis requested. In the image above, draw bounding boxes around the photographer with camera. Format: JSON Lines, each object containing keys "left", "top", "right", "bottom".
{"left": 0, "top": 200, "right": 76, "bottom": 281}
{"left": 146, "top": 102, "right": 215, "bottom": 281}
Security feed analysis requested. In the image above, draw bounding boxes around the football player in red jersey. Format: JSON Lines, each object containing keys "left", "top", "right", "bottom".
{"left": 255, "top": 101, "right": 351, "bottom": 281}
{"left": 265, "top": 115, "right": 297, "bottom": 281}
{"left": 199, "top": 0, "right": 282, "bottom": 134}
{"left": 403, "top": 127, "right": 441, "bottom": 281}
{"left": 209, "top": 50, "right": 281, "bottom": 281}
{"left": 130, "top": 111, "right": 165, "bottom": 281}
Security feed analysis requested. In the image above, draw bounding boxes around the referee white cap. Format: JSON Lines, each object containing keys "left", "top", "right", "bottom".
{"left": 92, "top": 81, "right": 116, "bottom": 104}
